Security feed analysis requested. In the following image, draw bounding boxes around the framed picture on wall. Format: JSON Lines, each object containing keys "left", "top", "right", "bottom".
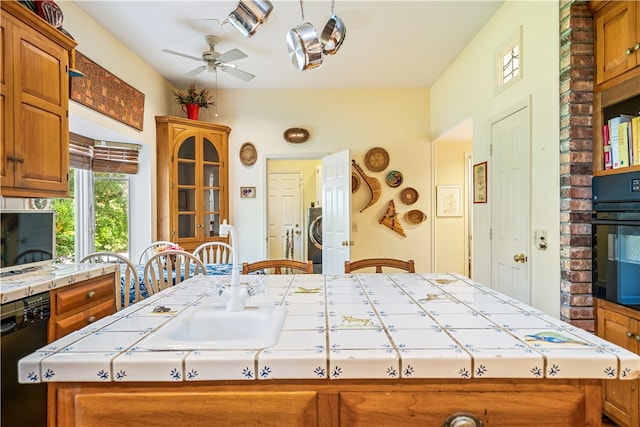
{"left": 241, "top": 186, "right": 256, "bottom": 198}
{"left": 437, "top": 185, "right": 463, "bottom": 217}
{"left": 473, "top": 161, "right": 487, "bottom": 204}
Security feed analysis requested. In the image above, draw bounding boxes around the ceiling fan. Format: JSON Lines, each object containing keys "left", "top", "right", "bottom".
{"left": 162, "top": 35, "right": 255, "bottom": 82}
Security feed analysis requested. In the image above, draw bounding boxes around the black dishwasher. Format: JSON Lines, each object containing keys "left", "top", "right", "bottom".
{"left": 1, "top": 292, "right": 50, "bottom": 427}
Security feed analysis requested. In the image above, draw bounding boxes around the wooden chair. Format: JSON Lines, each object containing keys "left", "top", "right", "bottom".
{"left": 138, "top": 241, "right": 177, "bottom": 264}
{"left": 13, "top": 249, "right": 52, "bottom": 264}
{"left": 192, "top": 242, "right": 233, "bottom": 265}
{"left": 344, "top": 258, "right": 416, "bottom": 273}
{"left": 242, "top": 259, "right": 313, "bottom": 275}
{"left": 143, "top": 250, "right": 206, "bottom": 295}
{"left": 80, "top": 252, "right": 139, "bottom": 311}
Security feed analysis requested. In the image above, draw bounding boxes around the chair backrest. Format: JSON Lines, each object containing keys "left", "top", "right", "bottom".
{"left": 138, "top": 241, "right": 177, "bottom": 264}
{"left": 192, "top": 242, "right": 233, "bottom": 265}
{"left": 242, "top": 259, "right": 313, "bottom": 275}
{"left": 13, "top": 249, "right": 52, "bottom": 264}
{"left": 344, "top": 258, "right": 416, "bottom": 273}
{"left": 80, "top": 252, "right": 139, "bottom": 311}
{"left": 143, "top": 250, "right": 206, "bottom": 295}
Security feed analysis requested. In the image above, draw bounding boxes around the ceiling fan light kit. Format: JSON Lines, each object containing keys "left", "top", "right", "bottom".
{"left": 227, "top": 0, "right": 274, "bottom": 38}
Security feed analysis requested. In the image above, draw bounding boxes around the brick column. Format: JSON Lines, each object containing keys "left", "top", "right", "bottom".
{"left": 559, "top": 1, "right": 594, "bottom": 331}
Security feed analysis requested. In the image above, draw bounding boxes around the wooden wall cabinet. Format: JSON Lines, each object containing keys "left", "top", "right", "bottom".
{"left": 590, "top": 0, "right": 640, "bottom": 176}
{"left": 593, "top": 1, "right": 640, "bottom": 87}
{"left": 155, "top": 116, "right": 230, "bottom": 252}
{"left": 1, "top": 1, "right": 76, "bottom": 198}
{"left": 595, "top": 299, "right": 640, "bottom": 427}
{"left": 48, "top": 273, "right": 116, "bottom": 341}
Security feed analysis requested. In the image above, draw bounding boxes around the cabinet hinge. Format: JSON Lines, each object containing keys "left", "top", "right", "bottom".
{"left": 489, "top": 144, "right": 493, "bottom": 156}
{"left": 489, "top": 228, "right": 492, "bottom": 240}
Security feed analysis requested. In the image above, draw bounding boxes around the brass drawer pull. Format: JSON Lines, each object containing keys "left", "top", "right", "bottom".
{"left": 87, "top": 316, "right": 96, "bottom": 323}
{"left": 86, "top": 291, "right": 96, "bottom": 299}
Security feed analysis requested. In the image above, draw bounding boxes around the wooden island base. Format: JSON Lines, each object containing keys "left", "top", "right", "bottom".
{"left": 50, "top": 378, "right": 603, "bottom": 426}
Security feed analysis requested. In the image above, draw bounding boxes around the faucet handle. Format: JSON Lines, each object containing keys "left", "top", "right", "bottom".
{"left": 205, "top": 277, "right": 229, "bottom": 296}
{"left": 246, "top": 275, "right": 266, "bottom": 296}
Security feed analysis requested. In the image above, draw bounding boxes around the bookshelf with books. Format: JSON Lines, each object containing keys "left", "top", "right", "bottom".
{"left": 593, "top": 79, "right": 640, "bottom": 176}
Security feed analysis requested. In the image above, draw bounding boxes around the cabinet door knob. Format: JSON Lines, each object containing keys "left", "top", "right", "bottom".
{"left": 627, "top": 331, "right": 634, "bottom": 338}
{"left": 87, "top": 316, "right": 96, "bottom": 323}
{"left": 636, "top": 335, "right": 640, "bottom": 342}
{"left": 443, "top": 412, "right": 483, "bottom": 427}
{"left": 86, "top": 290, "right": 96, "bottom": 299}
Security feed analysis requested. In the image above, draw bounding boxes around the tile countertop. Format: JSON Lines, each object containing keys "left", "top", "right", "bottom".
{"left": 18, "top": 273, "right": 640, "bottom": 383}
{"left": 0, "top": 263, "right": 119, "bottom": 303}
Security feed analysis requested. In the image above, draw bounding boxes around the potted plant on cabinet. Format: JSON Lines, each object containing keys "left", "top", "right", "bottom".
{"left": 173, "top": 83, "right": 214, "bottom": 120}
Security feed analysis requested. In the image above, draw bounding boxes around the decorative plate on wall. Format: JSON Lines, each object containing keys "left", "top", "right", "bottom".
{"left": 352, "top": 172, "right": 361, "bottom": 193}
{"left": 400, "top": 187, "right": 419, "bottom": 205}
{"left": 239, "top": 142, "right": 257, "bottom": 166}
{"left": 364, "top": 147, "right": 389, "bottom": 172}
{"left": 405, "top": 209, "right": 427, "bottom": 224}
{"left": 386, "top": 170, "right": 403, "bottom": 187}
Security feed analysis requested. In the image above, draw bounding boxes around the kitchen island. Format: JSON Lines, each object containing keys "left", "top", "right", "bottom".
{"left": 19, "top": 273, "right": 640, "bottom": 426}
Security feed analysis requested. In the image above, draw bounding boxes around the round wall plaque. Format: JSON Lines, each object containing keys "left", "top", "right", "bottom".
{"left": 283, "top": 128, "right": 310, "bottom": 143}
{"left": 239, "top": 142, "right": 257, "bottom": 166}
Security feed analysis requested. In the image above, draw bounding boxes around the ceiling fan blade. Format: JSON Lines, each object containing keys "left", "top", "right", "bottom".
{"left": 221, "top": 66, "right": 255, "bottom": 82}
{"left": 217, "top": 48, "right": 247, "bottom": 63}
{"left": 162, "top": 49, "right": 204, "bottom": 62}
{"left": 185, "top": 65, "right": 207, "bottom": 77}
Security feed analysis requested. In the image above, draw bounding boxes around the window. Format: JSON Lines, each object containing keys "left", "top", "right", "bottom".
{"left": 495, "top": 26, "right": 523, "bottom": 94}
{"left": 53, "top": 134, "right": 140, "bottom": 262}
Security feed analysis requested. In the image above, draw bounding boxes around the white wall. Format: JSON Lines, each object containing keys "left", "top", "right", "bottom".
{"left": 60, "top": 1, "right": 173, "bottom": 261}
{"left": 217, "top": 88, "right": 432, "bottom": 271}
{"left": 430, "top": 1, "right": 560, "bottom": 316}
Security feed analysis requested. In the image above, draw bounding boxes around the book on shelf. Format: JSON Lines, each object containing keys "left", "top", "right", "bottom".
{"left": 603, "top": 124, "right": 612, "bottom": 169}
{"left": 618, "top": 121, "right": 631, "bottom": 167}
{"left": 633, "top": 116, "right": 640, "bottom": 166}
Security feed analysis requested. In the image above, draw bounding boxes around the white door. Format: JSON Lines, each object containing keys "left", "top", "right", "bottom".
{"left": 490, "top": 104, "right": 531, "bottom": 303}
{"left": 267, "top": 172, "right": 303, "bottom": 260}
{"left": 322, "top": 150, "right": 351, "bottom": 274}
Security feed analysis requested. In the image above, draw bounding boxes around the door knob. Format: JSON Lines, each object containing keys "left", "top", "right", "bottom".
{"left": 513, "top": 254, "right": 527, "bottom": 263}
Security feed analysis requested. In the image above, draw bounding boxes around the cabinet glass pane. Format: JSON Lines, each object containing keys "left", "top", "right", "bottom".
{"left": 178, "top": 189, "right": 195, "bottom": 212}
{"left": 203, "top": 138, "right": 219, "bottom": 162}
{"left": 205, "top": 213, "right": 220, "bottom": 237}
{"left": 178, "top": 161, "right": 195, "bottom": 186}
{"left": 203, "top": 189, "right": 220, "bottom": 212}
{"left": 178, "top": 214, "right": 196, "bottom": 238}
{"left": 203, "top": 164, "right": 220, "bottom": 187}
{"left": 178, "top": 137, "right": 195, "bottom": 160}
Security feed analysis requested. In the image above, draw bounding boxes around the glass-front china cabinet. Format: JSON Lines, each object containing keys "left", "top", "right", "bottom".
{"left": 155, "top": 116, "right": 230, "bottom": 251}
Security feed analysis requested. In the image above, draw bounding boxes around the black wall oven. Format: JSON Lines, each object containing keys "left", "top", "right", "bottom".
{"left": 592, "top": 171, "right": 640, "bottom": 308}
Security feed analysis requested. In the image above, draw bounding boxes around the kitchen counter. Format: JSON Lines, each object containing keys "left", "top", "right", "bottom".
{"left": 18, "top": 273, "right": 640, "bottom": 426}
{"left": 0, "top": 263, "right": 118, "bottom": 303}
{"left": 19, "top": 272, "right": 640, "bottom": 382}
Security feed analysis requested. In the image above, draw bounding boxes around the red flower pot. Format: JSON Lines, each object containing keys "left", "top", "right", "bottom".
{"left": 182, "top": 103, "right": 200, "bottom": 120}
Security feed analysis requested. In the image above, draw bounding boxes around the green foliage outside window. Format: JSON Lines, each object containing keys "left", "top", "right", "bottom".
{"left": 53, "top": 171, "right": 129, "bottom": 263}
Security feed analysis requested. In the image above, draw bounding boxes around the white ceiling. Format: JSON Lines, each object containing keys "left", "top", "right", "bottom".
{"left": 73, "top": 0, "right": 503, "bottom": 91}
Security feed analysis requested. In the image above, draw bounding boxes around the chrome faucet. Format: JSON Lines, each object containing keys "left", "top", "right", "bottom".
{"left": 218, "top": 220, "right": 248, "bottom": 311}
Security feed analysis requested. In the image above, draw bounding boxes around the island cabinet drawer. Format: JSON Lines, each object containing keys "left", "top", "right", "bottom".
{"left": 56, "top": 390, "right": 318, "bottom": 426}
{"left": 49, "top": 273, "right": 116, "bottom": 341}
{"left": 52, "top": 299, "right": 114, "bottom": 339}
{"left": 339, "top": 390, "right": 594, "bottom": 426}
{"left": 53, "top": 276, "right": 114, "bottom": 315}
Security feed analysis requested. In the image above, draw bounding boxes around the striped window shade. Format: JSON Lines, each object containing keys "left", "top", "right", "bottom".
{"left": 69, "top": 132, "right": 141, "bottom": 174}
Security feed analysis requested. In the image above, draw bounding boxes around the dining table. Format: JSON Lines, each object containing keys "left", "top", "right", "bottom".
{"left": 121, "top": 262, "right": 236, "bottom": 307}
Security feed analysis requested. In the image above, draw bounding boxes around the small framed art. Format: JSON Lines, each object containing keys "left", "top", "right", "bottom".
{"left": 241, "top": 186, "right": 256, "bottom": 198}
{"left": 473, "top": 161, "right": 487, "bottom": 204}
{"left": 437, "top": 185, "right": 463, "bottom": 217}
